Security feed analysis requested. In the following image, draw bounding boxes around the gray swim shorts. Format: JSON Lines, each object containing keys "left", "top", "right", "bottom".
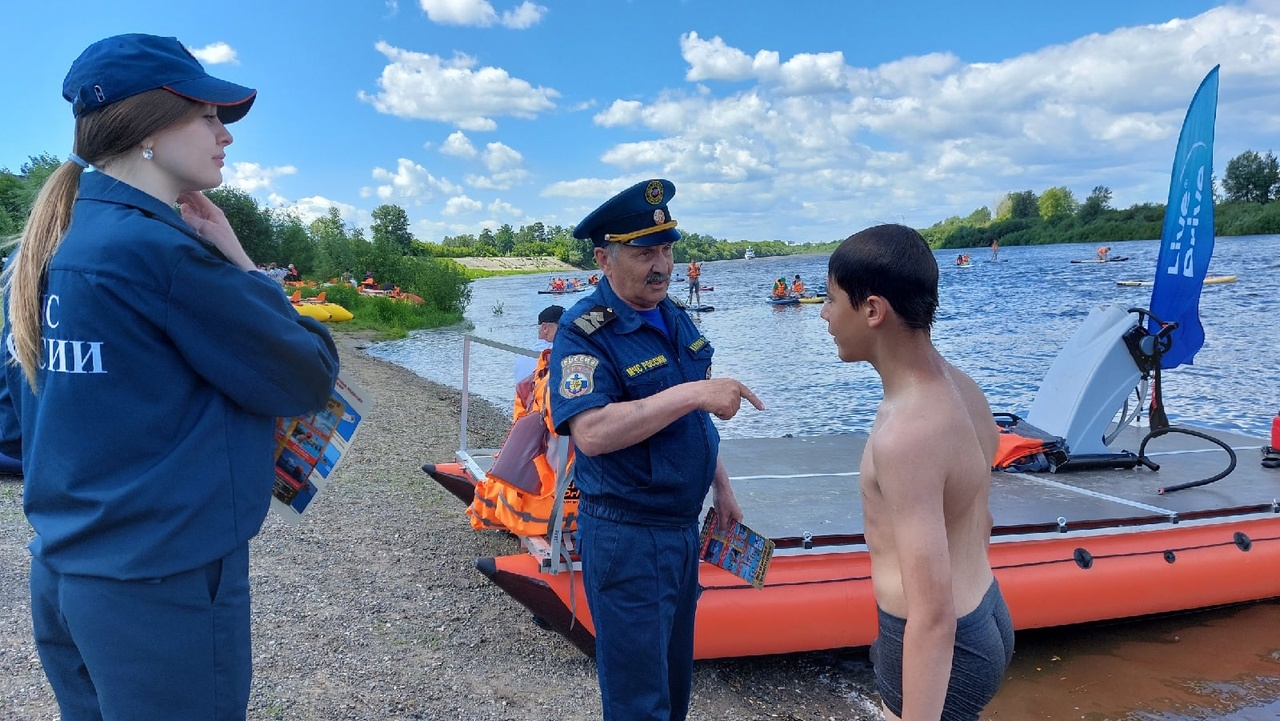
{"left": 870, "top": 579, "right": 1014, "bottom": 720}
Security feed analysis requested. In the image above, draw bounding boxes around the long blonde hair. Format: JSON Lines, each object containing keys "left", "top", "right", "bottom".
{"left": 3, "top": 89, "right": 201, "bottom": 391}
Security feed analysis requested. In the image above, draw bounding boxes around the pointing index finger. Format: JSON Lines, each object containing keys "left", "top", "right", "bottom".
{"left": 740, "top": 384, "right": 765, "bottom": 411}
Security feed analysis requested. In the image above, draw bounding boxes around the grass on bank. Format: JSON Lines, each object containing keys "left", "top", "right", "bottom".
{"left": 298, "top": 259, "right": 580, "bottom": 338}
{"left": 295, "top": 283, "right": 463, "bottom": 339}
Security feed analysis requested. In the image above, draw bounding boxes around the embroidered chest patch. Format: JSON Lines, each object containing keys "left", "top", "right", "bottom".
{"left": 623, "top": 354, "right": 668, "bottom": 378}
{"left": 560, "top": 354, "right": 600, "bottom": 398}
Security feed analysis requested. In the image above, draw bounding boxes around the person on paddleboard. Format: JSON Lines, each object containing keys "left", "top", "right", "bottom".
{"left": 686, "top": 257, "right": 702, "bottom": 307}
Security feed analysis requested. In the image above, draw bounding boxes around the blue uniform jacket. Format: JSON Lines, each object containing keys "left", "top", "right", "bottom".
{"left": 0, "top": 172, "right": 340, "bottom": 580}
{"left": 549, "top": 278, "right": 718, "bottom": 525}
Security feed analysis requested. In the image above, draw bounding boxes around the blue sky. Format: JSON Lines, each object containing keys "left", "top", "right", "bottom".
{"left": 4, "top": 0, "right": 1278, "bottom": 243}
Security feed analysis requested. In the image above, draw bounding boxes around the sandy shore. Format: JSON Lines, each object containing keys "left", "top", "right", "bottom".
{"left": 0, "top": 329, "right": 881, "bottom": 721}
{"left": 451, "top": 256, "right": 581, "bottom": 272}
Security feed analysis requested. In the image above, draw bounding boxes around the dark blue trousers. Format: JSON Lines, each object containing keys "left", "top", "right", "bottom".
{"left": 579, "top": 511, "right": 700, "bottom": 721}
{"left": 29, "top": 542, "right": 252, "bottom": 721}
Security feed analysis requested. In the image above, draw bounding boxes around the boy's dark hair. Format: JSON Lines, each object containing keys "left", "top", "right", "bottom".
{"left": 827, "top": 223, "right": 938, "bottom": 330}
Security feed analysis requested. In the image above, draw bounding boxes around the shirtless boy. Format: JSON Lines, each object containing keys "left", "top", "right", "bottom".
{"left": 820, "top": 224, "right": 1013, "bottom": 721}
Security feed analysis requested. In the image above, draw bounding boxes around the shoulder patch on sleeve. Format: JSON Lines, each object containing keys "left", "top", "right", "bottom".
{"left": 559, "top": 354, "right": 600, "bottom": 398}
{"left": 572, "top": 306, "right": 616, "bottom": 336}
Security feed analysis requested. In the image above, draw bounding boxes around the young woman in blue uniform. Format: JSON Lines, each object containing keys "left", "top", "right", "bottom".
{"left": 550, "top": 179, "right": 764, "bottom": 720}
{"left": 0, "top": 34, "right": 339, "bottom": 720}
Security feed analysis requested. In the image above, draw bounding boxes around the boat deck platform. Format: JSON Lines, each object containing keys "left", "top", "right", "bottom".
{"left": 714, "top": 425, "right": 1277, "bottom": 553}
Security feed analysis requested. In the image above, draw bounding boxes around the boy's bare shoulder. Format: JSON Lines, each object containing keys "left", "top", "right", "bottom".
{"left": 872, "top": 400, "right": 953, "bottom": 460}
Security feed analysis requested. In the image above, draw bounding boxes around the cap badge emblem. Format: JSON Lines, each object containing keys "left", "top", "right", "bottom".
{"left": 645, "top": 180, "right": 664, "bottom": 206}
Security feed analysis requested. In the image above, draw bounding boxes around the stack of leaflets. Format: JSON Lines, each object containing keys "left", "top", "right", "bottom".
{"left": 270, "top": 372, "right": 371, "bottom": 524}
{"left": 698, "top": 507, "right": 775, "bottom": 590}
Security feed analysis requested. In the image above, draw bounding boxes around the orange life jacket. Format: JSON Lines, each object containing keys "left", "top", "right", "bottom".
{"left": 687, "top": 262, "right": 701, "bottom": 280}
{"left": 469, "top": 349, "right": 578, "bottom": 536}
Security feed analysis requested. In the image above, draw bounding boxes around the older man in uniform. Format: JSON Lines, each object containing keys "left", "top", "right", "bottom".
{"left": 549, "top": 179, "right": 763, "bottom": 721}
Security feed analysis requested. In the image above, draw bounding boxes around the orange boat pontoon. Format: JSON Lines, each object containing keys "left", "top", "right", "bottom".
{"left": 425, "top": 413, "right": 1280, "bottom": 660}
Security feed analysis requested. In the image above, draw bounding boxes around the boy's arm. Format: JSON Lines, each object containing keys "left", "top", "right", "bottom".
{"left": 874, "top": 430, "right": 956, "bottom": 721}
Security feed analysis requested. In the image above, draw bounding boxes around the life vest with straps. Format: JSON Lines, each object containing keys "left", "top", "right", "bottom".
{"left": 992, "top": 413, "right": 1070, "bottom": 473}
{"left": 687, "top": 262, "right": 701, "bottom": 280}
{"left": 468, "top": 349, "right": 579, "bottom": 536}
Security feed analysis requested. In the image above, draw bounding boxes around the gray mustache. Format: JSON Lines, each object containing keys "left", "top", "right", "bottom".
{"left": 645, "top": 273, "right": 670, "bottom": 284}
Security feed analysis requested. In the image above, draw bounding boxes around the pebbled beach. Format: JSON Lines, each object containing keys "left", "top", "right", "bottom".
{"left": 0, "top": 329, "right": 881, "bottom": 721}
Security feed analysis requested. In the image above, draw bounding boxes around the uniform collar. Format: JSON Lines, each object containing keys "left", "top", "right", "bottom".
{"left": 595, "top": 277, "right": 679, "bottom": 335}
{"left": 76, "top": 171, "right": 200, "bottom": 242}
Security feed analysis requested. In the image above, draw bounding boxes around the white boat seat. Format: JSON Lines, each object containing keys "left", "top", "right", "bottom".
{"left": 1024, "top": 305, "right": 1143, "bottom": 457}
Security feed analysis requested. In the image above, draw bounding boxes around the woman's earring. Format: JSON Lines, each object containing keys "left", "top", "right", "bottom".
{"left": 142, "top": 147, "right": 154, "bottom": 160}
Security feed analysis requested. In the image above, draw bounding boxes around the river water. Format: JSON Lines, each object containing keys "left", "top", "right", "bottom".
{"left": 370, "top": 234, "right": 1280, "bottom": 719}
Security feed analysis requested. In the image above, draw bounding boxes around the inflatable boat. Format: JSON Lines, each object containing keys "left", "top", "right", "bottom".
{"left": 425, "top": 419, "right": 1280, "bottom": 659}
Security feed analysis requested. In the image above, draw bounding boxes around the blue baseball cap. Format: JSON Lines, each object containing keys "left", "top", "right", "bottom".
{"left": 573, "top": 179, "right": 681, "bottom": 247}
{"left": 63, "top": 34, "right": 257, "bottom": 123}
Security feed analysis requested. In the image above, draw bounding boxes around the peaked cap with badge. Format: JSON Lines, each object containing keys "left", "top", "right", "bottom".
{"left": 573, "top": 179, "right": 681, "bottom": 248}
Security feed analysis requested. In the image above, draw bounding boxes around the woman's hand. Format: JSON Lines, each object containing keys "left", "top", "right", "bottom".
{"left": 178, "top": 191, "right": 255, "bottom": 271}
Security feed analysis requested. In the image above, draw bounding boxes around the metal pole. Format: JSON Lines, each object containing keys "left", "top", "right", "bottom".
{"left": 459, "top": 335, "right": 471, "bottom": 455}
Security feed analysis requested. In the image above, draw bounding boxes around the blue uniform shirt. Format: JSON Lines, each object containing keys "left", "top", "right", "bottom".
{"left": 549, "top": 278, "right": 718, "bottom": 525}
{"left": 0, "top": 172, "right": 340, "bottom": 580}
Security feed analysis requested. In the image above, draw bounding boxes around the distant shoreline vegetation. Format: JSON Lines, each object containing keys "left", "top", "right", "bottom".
{"left": 3, "top": 150, "right": 1278, "bottom": 336}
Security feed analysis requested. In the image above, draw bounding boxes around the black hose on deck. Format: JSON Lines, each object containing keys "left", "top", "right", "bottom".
{"left": 1139, "top": 426, "right": 1237, "bottom": 494}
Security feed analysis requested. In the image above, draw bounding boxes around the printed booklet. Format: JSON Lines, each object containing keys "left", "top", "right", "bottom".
{"left": 270, "top": 371, "right": 372, "bottom": 524}
{"left": 698, "top": 507, "right": 775, "bottom": 590}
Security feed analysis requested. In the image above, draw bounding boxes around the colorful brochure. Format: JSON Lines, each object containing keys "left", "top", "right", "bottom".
{"left": 698, "top": 507, "right": 774, "bottom": 590}
{"left": 270, "top": 372, "right": 371, "bottom": 524}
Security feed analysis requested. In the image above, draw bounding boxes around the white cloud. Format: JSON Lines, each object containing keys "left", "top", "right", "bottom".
{"left": 189, "top": 42, "right": 237, "bottom": 65}
{"left": 287, "top": 196, "right": 362, "bottom": 224}
{"left": 487, "top": 198, "right": 521, "bottom": 217}
{"left": 460, "top": 141, "right": 529, "bottom": 190}
{"left": 443, "top": 195, "right": 483, "bottom": 216}
{"left": 680, "top": 31, "right": 849, "bottom": 94}
{"left": 681, "top": 32, "right": 754, "bottom": 82}
{"left": 440, "top": 131, "right": 477, "bottom": 158}
{"left": 481, "top": 141, "right": 522, "bottom": 172}
{"left": 222, "top": 162, "right": 296, "bottom": 193}
{"left": 418, "top": 0, "right": 546, "bottom": 29}
{"left": 358, "top": 42, "right": 559, "bottom": 130}
{"left": 594, "top": 100, "right": 644, "bottom": 128}
{"left": 363, "top": 158, "right": 461, "bottom": 203}
{"left": 571, "top": 5, "right": 1280, "bottom": 241}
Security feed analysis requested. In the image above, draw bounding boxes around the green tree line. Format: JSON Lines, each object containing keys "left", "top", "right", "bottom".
{"left": 920, "top": 149, "right": 1280, "bottom": 249}
{"left": 0, "top": 156, "right": 471, "bottom": 335}
{"left": 5, "top": 148, "right": 1280, "bottom": 288}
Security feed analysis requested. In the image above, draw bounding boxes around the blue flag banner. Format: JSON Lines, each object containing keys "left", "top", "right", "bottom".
{"left": 1148, "top": 66, "right": 1219, "bottom": 369}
